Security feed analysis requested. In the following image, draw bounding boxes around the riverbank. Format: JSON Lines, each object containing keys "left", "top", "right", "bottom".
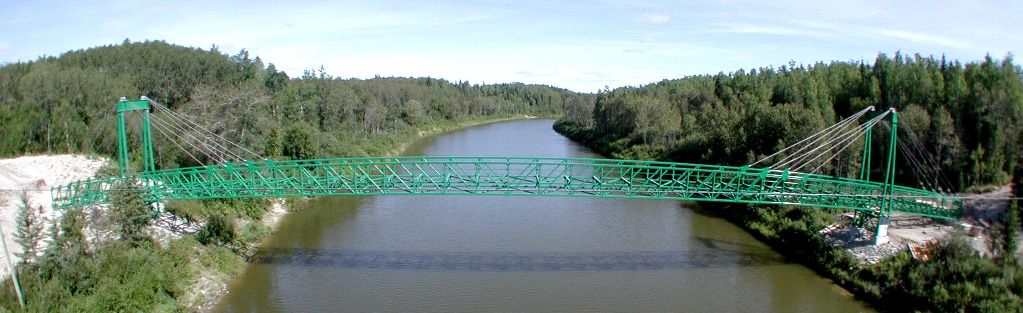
{"left": 382, "top": 114, "right": 544, "bottom": 157}
{"left": 0, "top": 116, "right": 550, "bottom": 311}
{"left": 552, "top": 119, "right": 1023, "bottom": 311}
{"left": 0, "top": 154, "right": 108, "bottom": 279}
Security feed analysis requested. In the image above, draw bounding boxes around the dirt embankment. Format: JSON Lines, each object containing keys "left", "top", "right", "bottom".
{"left": 822, "top": 185, "right": 1019, "bottom": 263}
{"left": 0, "top": 154, "right": 107, "bottom": 278}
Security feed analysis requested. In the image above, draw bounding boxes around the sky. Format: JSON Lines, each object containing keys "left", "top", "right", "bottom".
{"left": 1, "top": 0, "right": 1020, "bottom": 92}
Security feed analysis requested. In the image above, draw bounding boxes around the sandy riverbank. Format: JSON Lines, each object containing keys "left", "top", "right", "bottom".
{"left": 0, "top": 154, "right": 107, "bottom": 278}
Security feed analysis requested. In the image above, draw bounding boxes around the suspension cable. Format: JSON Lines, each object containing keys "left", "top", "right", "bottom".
{"left": 147, "top": 99, "right": 262, "bottom": 160}
{"left": 782, "top": 123, "right": 864, "bottom": 172}
{"left": 767, "top": 110, "right": 877, "bottom": 170}
{"left": 148, "top": 116, "right": 205, "bottom": 166}
{"left": 758, "top": 107, "right": 874, "bottom": 168}
{"left": 895, "top": 136, "right": 938, "bottom": 190}
{"left": 150, "top": 114, "right": 242, "bottom": 163}
{"left": 892, "top": 127, "right": 943, "bottom": 192}
{"left": 807, "top": 125, "right": 873, "bottom": 173}
{"left": 147, "top": 108, "right": 223, "bottom": 159}
{"left": 750, "top": 106, "right": 874, "bottom": 167}
{"left": 798, "top": 111, "right": 890, "bottom": 173}
{"left": 148, "top": 104, "right": 243, "bottom": 161}
{"left": 898, "top": 122, "right": 956, "bottom": 192}
{"left": 776, "top": 110, "right": 889, "bottom": 172}
{"left": 149, "top": 108, "right": 250, "bottom": 163}
{"left": 878, "top": 122, "right": 952, "bottom": 193}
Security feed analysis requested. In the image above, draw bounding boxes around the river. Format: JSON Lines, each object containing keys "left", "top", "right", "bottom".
{"left": 215, "top": 119, "right": 872, "bottom": 312}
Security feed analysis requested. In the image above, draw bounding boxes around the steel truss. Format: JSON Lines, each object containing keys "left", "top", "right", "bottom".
{"left": 53, "top": 156, "right": 961, "bottom": 219}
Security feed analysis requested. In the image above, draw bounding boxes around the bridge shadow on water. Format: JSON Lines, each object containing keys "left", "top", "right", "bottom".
{"left": 250, "top": 239, "right": 786, "bottom": 271}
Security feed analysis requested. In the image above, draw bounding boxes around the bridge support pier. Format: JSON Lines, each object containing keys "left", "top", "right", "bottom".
{"left": 873, "top": 216, "right": 890, "bottom": 244}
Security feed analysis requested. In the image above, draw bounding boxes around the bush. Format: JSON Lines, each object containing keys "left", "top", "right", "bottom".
{"left": 196, "top": 214, "right": 236, "bottom": 246}
{"left": 108, "top": 179, "right": 155, "bottom": 242}
{"left": 237, "top": 222, "right": 271, "bottom": 247}
{"left": 166, "top": 198, "right": 269, "bottom": 222}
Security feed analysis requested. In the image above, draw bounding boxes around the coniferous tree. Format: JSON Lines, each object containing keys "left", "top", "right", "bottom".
{"left": 108, "top": 179, "right": 153, "bottom": 243}
{"left": 13, "top": 192, "right": 45, "bottom": 265}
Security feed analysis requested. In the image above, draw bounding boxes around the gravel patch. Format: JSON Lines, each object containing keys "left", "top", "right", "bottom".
{"left": 823, "top": 223, "right": 906, "bottom": 264}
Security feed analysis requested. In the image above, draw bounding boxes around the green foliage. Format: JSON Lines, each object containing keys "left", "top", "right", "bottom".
{"left": 869, "top": 236, "right": 1023, "bottom": 311}
{"left": 38, "top": 208, "right": 95, "bottom": 297}
{"left": 701, "top": 199, "right": 1023, "bottom": 312}
{"left": 13, "top": 192, "right": 44, "bottom": 264}
{"left": 85, "top": 241, "right": 189, "bottom": 312}
{"left": 0, "top": 40, "right": 584, "bottom": 171}
{"left": 3, "top": 240, "right": 194, "bottom": 312}
{"left": 1008, "top": 167, "right": 1023, "bottom": 263}
{"left": 195, "top": 244, "right": 245, "bottom": 278}
{"left": 165, "top": 198, "right": 269, "bottom": 222}
{"left": 562, "top": 53, "right": 1023, "bottom": 189}
{"left": 0, "top": 40, "right": 588, "bottom": 312}
{"left": 558, "top": 52, "right": 1023, "bottom": 312}
{"left": 263, "top": 126, "right": 283, "bottom": 156}
{"left": 236, "top": 222, "right": 270, "bottom": 247}
{"left": 195, "top": 214, "right": 236, "bottom": 247}
{"left": 108, "top": 179, "right": 155, "bottom": 242}
{"left": 282, "top": 123, "right": 318, "bottom": 160}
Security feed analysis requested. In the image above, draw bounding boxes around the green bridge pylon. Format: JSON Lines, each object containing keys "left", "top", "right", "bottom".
{"left": 874, "top": 108, "right": 899, "bottom": 245}
{"left": 116, "top": 96, "right": 156, "bottom": 177}
{"left": 850, "top": 108, "right": 900, "bottom": 245}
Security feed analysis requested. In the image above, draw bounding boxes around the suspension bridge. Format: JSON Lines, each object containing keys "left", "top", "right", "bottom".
{"left": 52, "top": 97, "right": 962, "bottom": 244}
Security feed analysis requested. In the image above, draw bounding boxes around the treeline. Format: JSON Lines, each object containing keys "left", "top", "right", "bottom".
{"left": 0, "top": 40, "right": 584, "bottom": 168}
{"left": 0, "top": 40, "right": 587, "bottom": 311}
{"left": 556, "top": 54, "right": 1023, "bottom": 311}
{"left": 560, "top": 53, "right": 1023, "bottom": 190}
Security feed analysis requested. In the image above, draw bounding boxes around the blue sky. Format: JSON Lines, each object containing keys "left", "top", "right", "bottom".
{"left": 1, "top": 0, "right": 1019, "bottom": 92}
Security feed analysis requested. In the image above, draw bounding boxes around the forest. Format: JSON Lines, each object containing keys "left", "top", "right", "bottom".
{"left": 0, "top": 40, "right": 587, "bottom": 311}
{"left": 559, "top": 53, "right": 1023, "bottom": 190}
{"left": 555, "top": 53, "right": 1023, "bottom": 311}
{"left": 2, "top": 39, "right": 1023, "bottom": 311}
{"left": 0, "top": 40, "right": 585, "bottom": 167}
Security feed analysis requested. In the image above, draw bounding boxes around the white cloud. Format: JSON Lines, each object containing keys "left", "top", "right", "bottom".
{"left": 713, "top": 23, "right": 818, "bottom": 37}
{"left": 868, "top": 29, "right": 971, "bottom": 49}
{"left": 640, "top": 13, "right": 670, "bottom": 24}
{"left": 711, "top": 19, "right": 974, "bottom": 51}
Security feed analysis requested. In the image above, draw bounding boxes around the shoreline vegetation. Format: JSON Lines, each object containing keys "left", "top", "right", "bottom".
{"left": 551, "top": 51, "right": 1023, "bottom": 311}
{"left": 555, "top": 120, "right": 1022, "bottom": 312}
{"left": 0, "top": 40, "right": 585, "bottom": 311}
{"left": 1, "top": 39, "right": 1021, "bottom": 312}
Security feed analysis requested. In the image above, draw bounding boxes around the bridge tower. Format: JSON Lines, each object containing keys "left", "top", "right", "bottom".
{"left": 852, "top": 108, "right": 900, "bottom": 244}
{"left": 116, "top": 96, "right": 156, "bottom": 177}
{"left": 874, "top": 109, "right": 899, "bottom": 244}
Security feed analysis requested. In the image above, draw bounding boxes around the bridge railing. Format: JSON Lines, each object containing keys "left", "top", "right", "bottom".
{"left": 52, "top": 156, "right": 961, "bottom": 219}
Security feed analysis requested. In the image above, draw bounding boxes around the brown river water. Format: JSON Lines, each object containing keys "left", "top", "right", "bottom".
{"left": 215, "top": 119, "right": 873, "bottom": 312}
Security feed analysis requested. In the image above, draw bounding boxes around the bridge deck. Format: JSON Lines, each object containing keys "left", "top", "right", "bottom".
{"left": 52, "top": 156, "right": 961, "bottom": 219}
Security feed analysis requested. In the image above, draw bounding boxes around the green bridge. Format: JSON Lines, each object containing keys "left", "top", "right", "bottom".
{"left": 51, "top": 97, "right": 963, "bottom": 244}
